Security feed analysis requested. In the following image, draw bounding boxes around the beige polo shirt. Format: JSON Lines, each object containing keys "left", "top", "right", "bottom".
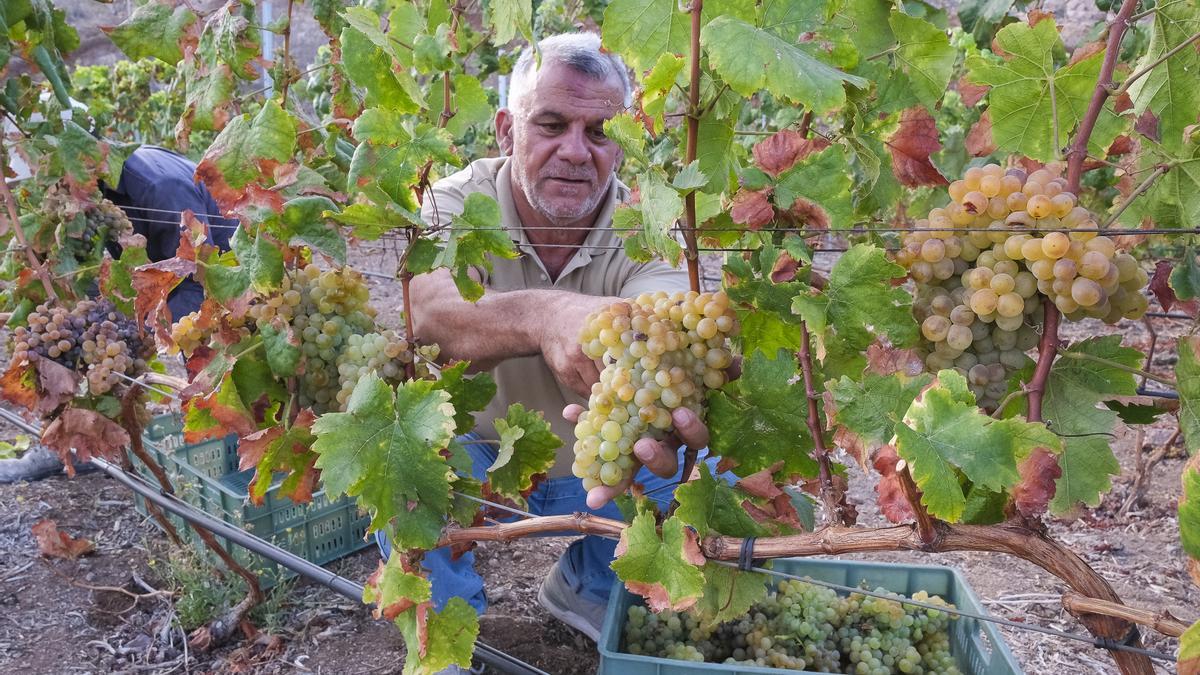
{"left": 420, "top": 157, "right": 690, "bottom": 475}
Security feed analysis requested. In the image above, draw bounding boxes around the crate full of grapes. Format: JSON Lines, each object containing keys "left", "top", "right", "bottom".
{"left": 599, "top": 558, "right": 1020, "bottom": 675}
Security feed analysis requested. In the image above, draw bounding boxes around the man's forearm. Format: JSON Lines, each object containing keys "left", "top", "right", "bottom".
{"left": 410, "top": 270, "right": 612, "bottom": 371}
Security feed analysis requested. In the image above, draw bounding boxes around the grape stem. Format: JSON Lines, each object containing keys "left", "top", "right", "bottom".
{"left": 279, "top": 0, "right": 295, "bottom": 105}
{"left": 1026, "top": 302, "right": 1060, "bottom": 423}
{"left": 798, "top": 321, "right": 848, "bottom": 526}
{"left": 1064, "top": 0, "right": 1142, "bottom": 193}
{"left": 1108, "top": 30, "right": 1200, "bottom": 98}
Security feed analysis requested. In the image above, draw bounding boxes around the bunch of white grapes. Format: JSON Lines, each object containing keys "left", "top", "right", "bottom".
{"left": 896, "top": 164, "right": 1149, "bottom": 408}
{"left": 572, "top": 290, "right": 738, "bottom": 490}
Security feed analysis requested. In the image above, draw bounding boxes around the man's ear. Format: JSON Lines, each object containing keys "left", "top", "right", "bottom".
{"left": 495, "top": 109, "right": 515, "bottom": 156}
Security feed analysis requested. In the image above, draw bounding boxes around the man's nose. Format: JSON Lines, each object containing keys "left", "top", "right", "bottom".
{"left": 555, "top": 126, "right": 590, "bottom": 165}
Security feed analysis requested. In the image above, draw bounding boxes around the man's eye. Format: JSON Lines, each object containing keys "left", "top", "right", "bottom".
{"left": 588, "top": 128, "right": 608, "bottom": 141}
{"left": 540, "top": 123, "right": 565, "bottom": 133}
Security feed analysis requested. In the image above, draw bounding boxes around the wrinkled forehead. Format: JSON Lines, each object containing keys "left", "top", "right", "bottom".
{"left": 518, "top": 62, "right": 626, "bottom": 122}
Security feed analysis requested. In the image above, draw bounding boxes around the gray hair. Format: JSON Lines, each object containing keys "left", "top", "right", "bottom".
{"left": 506, "top": 33, "right": 632, "bottom": 117}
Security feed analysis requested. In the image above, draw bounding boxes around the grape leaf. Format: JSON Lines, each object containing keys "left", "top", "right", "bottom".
{"left": 965, "top": 20, "right": 1125, "bottom": 162}
{"left": 623, "top": 171, "right": 684, "bottom": 265}
{"left": 197, "top": 0, "right": 260, "bottom": 80}
{"left": 485, "top": 404, "right": 560, "bottom": 506}
{"left": 695, "top": 110, "right": 736, "bottom": 194}
{"left": 702, "top": 17, "right": 867, "bottom": 113}
{"left": 238, "top": 410, "right": 319, "bottom": 505}
{"left": 888, "top": 11, "right": 956, "bottom": 108}
{"left": 601, "top": 0, "right": 689, "bottom": 71}
{"left": 436, "top": 74, "right": 492, "bottom": 139}
{"left": 693, "top": 564, "right": 768, "bottom": 628}
{"left": 1126, "top": 0, "right": 1200, "bottom": 152}
{"left": 1125, "top": 140, "right": 1200, "bottom": 229}
{"left": 41, "top": 408, "right": 130, "bottom": 477}
{"left": 1011, "top": 446, "right": 1062, "bottom": 518}
{"left": 363, "top": 555, "right": 432, "bottom": 621}
{"left": 1103, "top": 400, "right": 1167, "bottom": 425}
{"left": 176, "top": 59, "right": 235, "bottom": 136}
{"left": 312, "top": 374, "right": 456, "bottom": 549}
{"left": 773, "top": 145, "right": 853, "bottom": 231}
{"left": 1179, "top": 336, "right": 1200, "bottom": 456}
{"left": 490, "top": 0, "right": 532, "bottom": 44}
{"left": 611, "top": 513, "right": 707, "bottom": 612}
{"left": 674, "top": 466, "right": 770, "bottom": 537}
{"left": 277, "top": 196, "right": 347, "bottom": 264}
{"left": 395, "top": 597, "right": 479, "bottom": 675}
{"left": 826, "top": 371, "right": 933, "bottom": 469}
{"left": 354, "top": 107, "right": 413, "bottom": 146}
{"left": 413, "top": 25, "right": 453, "bottom": 73}
{"left": 229, "top": 225, "right": 284, "bottom": 293}
{"left": 1181, "top": 618, "right": 1200, "bottom": 675}
{"left": 184, "top": 369, "right": 257, "bottom": 443}
{"left": 603, "top": 113, "right": 647, "bottom": 165}
{"left": 341, "top": 22, "right": 423, "bottom": 113}
{"left": 434, "top": 193, "right": 519, "bottom": 302}
{"left": 431, "top": 362, "right": 497, "bottom": 436}
{"left": 1044, "top": 337, "right": 1141, "bottom": 514}
{"left": 895, "top": 370, "right": 1060, "bottom": 522}
{"left": 790, "top": 244, "right": 917, "bottom": 360}
{"left": 102, "top": 0, "right": 196, "bottom": 65}
{"left": 707, "top": 349, "right": 818, "bottom": 479}
{"left": 31, "top": 519, "right": 94, "bottom": 560}
{"left": 195, "top": 101, "right": 298, "bottom": 212}
{"left": 640, "top": 53, "right": 685, "bottom": 134}
{"left": 887, "top": 107, "right": 948, "bottom": 187}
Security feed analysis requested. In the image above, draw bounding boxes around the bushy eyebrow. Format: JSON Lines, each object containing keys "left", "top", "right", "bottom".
{"left": 528, "top": 110, "right": 610, "bottom": 126}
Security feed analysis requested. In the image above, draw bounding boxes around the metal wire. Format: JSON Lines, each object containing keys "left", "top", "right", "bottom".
{"left": 109, "top": 371, "right": 181, "bottom": 402}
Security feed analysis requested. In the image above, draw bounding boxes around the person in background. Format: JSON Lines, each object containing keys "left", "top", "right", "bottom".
{"left": 376, "top": 34, "right": 715, "bottom": 670}
{"left": 102, "top": 145, "right": 238, "bottom": 320}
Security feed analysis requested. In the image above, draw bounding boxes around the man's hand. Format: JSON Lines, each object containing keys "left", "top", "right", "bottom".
{"left": 538, "top": 296, "right": 612, "bottom": 397}
{"left": 563, "top": 404, "right": 711, "bottom": 509}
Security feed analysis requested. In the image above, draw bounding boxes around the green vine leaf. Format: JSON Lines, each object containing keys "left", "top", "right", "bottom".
{"left": 773, "top": 144, "right": 854, "bottom": 231}
{"left": 363, "top": 555, "right": 432, "bottom": 621}
{"left": 485, "top": 404, "right": 560, "bottom": 506}
{"left": 1172, "top": 246, "right": 1200, "bottom": 299}
{"left": 312, "top": 374, "right": 456, "bottom": 550}
{"left": 434, "top": 193, "right": 519, "bottom": 302}
{"left": 276, "top": 196, "right": 347, "bottom": 265}
{"left": 490, "top": 0, "right": 533, "bottom": 45}
{"left": 1127, "top": 0, "right": 1200, "bottom": 152}
{"left": 702, "top": 16, "right": 867, "bottom": 113}
{"left": 708, "top": 349, "right": 818, "bottom": 479}
{"left": 229, "top": 225, "right": 284, "bottom": 294}
{"left": 395, "top": 597, "right": 479, "bottom": 675}
{"left": 1180, "top": 619, "right": 1200, "bottom": 675}
{"left": 611, "top": 512, "right": 707, "bottom": 612}
{"left": 341, "top": 21, "right": 423, "bottom": 113}
{"left": 603, "top": 113, "right": 647, "bottom": 165}
{"left": 238, "top": 410, "right": 319, "bottom": 505}
{"left": 1178, "top": 336, "right": 1200, "bottom": 456}
{"left": 966, "top": 19, "right": 1124, "bottom": 162}
{"left": 888, "top": 11, "right": 956, "bottom": 108}
{"left": 1043, "top": 337, "right": 1142, "bottom": 514}
{"left": 102, "top": 0, "right": 197, "bottom": 65}
{"left": 694, "top": 564, "right": 769, "bottom": 628}
{"left": 826, "top": 370, "right": 933, "bottom": 468}
{"left": 431, "top": 361, "right": 497, "bottom": 436}
{"left": 615, "top": 171, "right": 684, "bottom": 266}
{"left": 601, "top": 0, "right": 689, "bottom": 71}
{"left": 195, "top": 100, "right": 298, "bottom": 211}
{"left": 895, "top": 370, "right": 1060, "bottom": 522}
{"left": 790, "top": 244, "right": 917, "bottom": 360}
{"left": 674, "top": 466, "right": 771, "bottom": 538}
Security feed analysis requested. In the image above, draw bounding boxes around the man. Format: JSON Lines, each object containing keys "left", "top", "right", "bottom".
{"left": 102, "top": 145, "right": 237, "bottom": 320}
{"left": 377, "top": 33, "right": 711, "bottom": 650}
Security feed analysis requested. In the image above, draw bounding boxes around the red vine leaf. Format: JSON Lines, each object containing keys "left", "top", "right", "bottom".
{"left": 873, "top": 445, "right": 917, "bottom": 523}
{"left": 866, "top": 344, "right": 925, "bottom": 377}
{"left": 965, "top": 111, "right": 997, "bottom": 157}
{"left": 32, "top": 519, "right": 95, "bottom": 560}
{"left": 957, "top": 77, "right": 989, "bottom": 107}
{"left": 770, "top": 252, "right": 801, "bottom": 283}
{"left": 1069, "top": 41, "right": 1106, "bottom": 66}
{"left": 887, "top": 107, "right": 948, "bottom": 187}
{"left": 1151, "top": 261, "right": 1179, "bottom": 312}
{"left": 1011, "top": 447, "right": 1061, "bottom": 517}
{"left": 787, "top": 197, "right": 832, "bottom": 232}
{"left": 0, "top": 361, "right": 38, "bottom": 411}
{"left": 132, "top": 258, "right": 194, "bottom": 342}
{"left": 41, "top": 408, "right": 131, "bottom": 477}
{"left": 1136, "top": 110, "right": 1160, "bottom": 142}
{"left": 736, "top": 460, "right": 785, "bottom": 499}
{"left": 730, "top": 189, "right": 775, "bottom": 229}
{"left": 35, "top": 358, "right": 80, "bottom": 415}
{"left": 751, "top": 131, "right": 829, "bottom": 177}
{"left": 1027, "top": 9, "right": 1055, "bottom": 26}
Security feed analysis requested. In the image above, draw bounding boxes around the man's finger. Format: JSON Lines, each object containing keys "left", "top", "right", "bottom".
{"left": 671, "top": 408, "right": 710, "bottom": 449}
{"left": 587, "top": 472, "right": 635, "bottom": 510}
{"left": 633, "top": 438, "right": 677, "bottom": 478}
{"left": 563, "top": 404, "right": 585, "bottom": 424}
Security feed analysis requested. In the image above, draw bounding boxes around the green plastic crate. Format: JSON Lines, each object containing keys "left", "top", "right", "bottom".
{"left": 598, "top": 558, "right": 1021, "bottom": 675}
{"left": 131, "top": 414, "right": 372, "bottom": 588}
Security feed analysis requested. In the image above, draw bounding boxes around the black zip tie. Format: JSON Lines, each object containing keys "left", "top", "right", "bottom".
{"left": 738, "top": 536, "right": 763, "bottom": 572}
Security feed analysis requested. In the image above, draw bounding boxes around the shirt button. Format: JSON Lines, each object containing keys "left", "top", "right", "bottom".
{"left": 540, "top": 274, "right": 548, "bottom": 281}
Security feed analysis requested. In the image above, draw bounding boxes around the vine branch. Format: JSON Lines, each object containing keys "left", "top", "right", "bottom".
{"left": 0, "top": 172, "right": 58, "bottom": 301}
{"left": 1060, "top": 349, "right": 1177, "bottom": 386}
{"left": 1027, "top": 302, "right": 1061, "bottom": 423}
{"left": 1102, "top": 164, "right": 1170, "bottom": 228}
{"left": 1062, "top": 592, "right": 1190, "bottom": 638}
{"left": 1065, "top": 0, "right": 1142, "bottom": 192}
{"left": 798, "top": 322, "right": 847, "bottom": 525}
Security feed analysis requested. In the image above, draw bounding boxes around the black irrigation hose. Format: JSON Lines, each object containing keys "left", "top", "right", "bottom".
{"left": 0, "top": 409, "right": 547, "bottom": 675}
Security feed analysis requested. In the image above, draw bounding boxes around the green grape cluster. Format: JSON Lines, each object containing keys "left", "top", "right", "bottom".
{"left": 177, "top": 265, "right": 435, "bottom": 414}
{"left": 9, "top": 300, "right": 152, "bottom": 396}
{"left": 896, "top": 163, "right": 1149, "bottom": 409}
{"left": 572, "top": 290, "right": 737, "bottom": 490}
{"left": 624, "top": 579, "right": 961, "bottom": 674}
{"left": 38, "top": 186, "right": 134, "bottom": 265}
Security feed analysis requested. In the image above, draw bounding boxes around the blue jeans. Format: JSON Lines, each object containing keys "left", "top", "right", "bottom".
{"left": 376, "top": 433, "right": 727, "bottom": 614}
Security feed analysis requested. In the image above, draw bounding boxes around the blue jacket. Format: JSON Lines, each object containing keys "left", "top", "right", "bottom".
{"left": 102, "top": 146, "right": 237, "bottom": 319}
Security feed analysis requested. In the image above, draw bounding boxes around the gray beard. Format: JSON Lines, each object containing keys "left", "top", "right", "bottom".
{"left": 515, "top": 163, "right": 612, "bottom": 225}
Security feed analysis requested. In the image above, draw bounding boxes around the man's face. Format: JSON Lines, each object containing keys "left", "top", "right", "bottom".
{"left": 497, "top": 61, "right": 625, "bottom": 225}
